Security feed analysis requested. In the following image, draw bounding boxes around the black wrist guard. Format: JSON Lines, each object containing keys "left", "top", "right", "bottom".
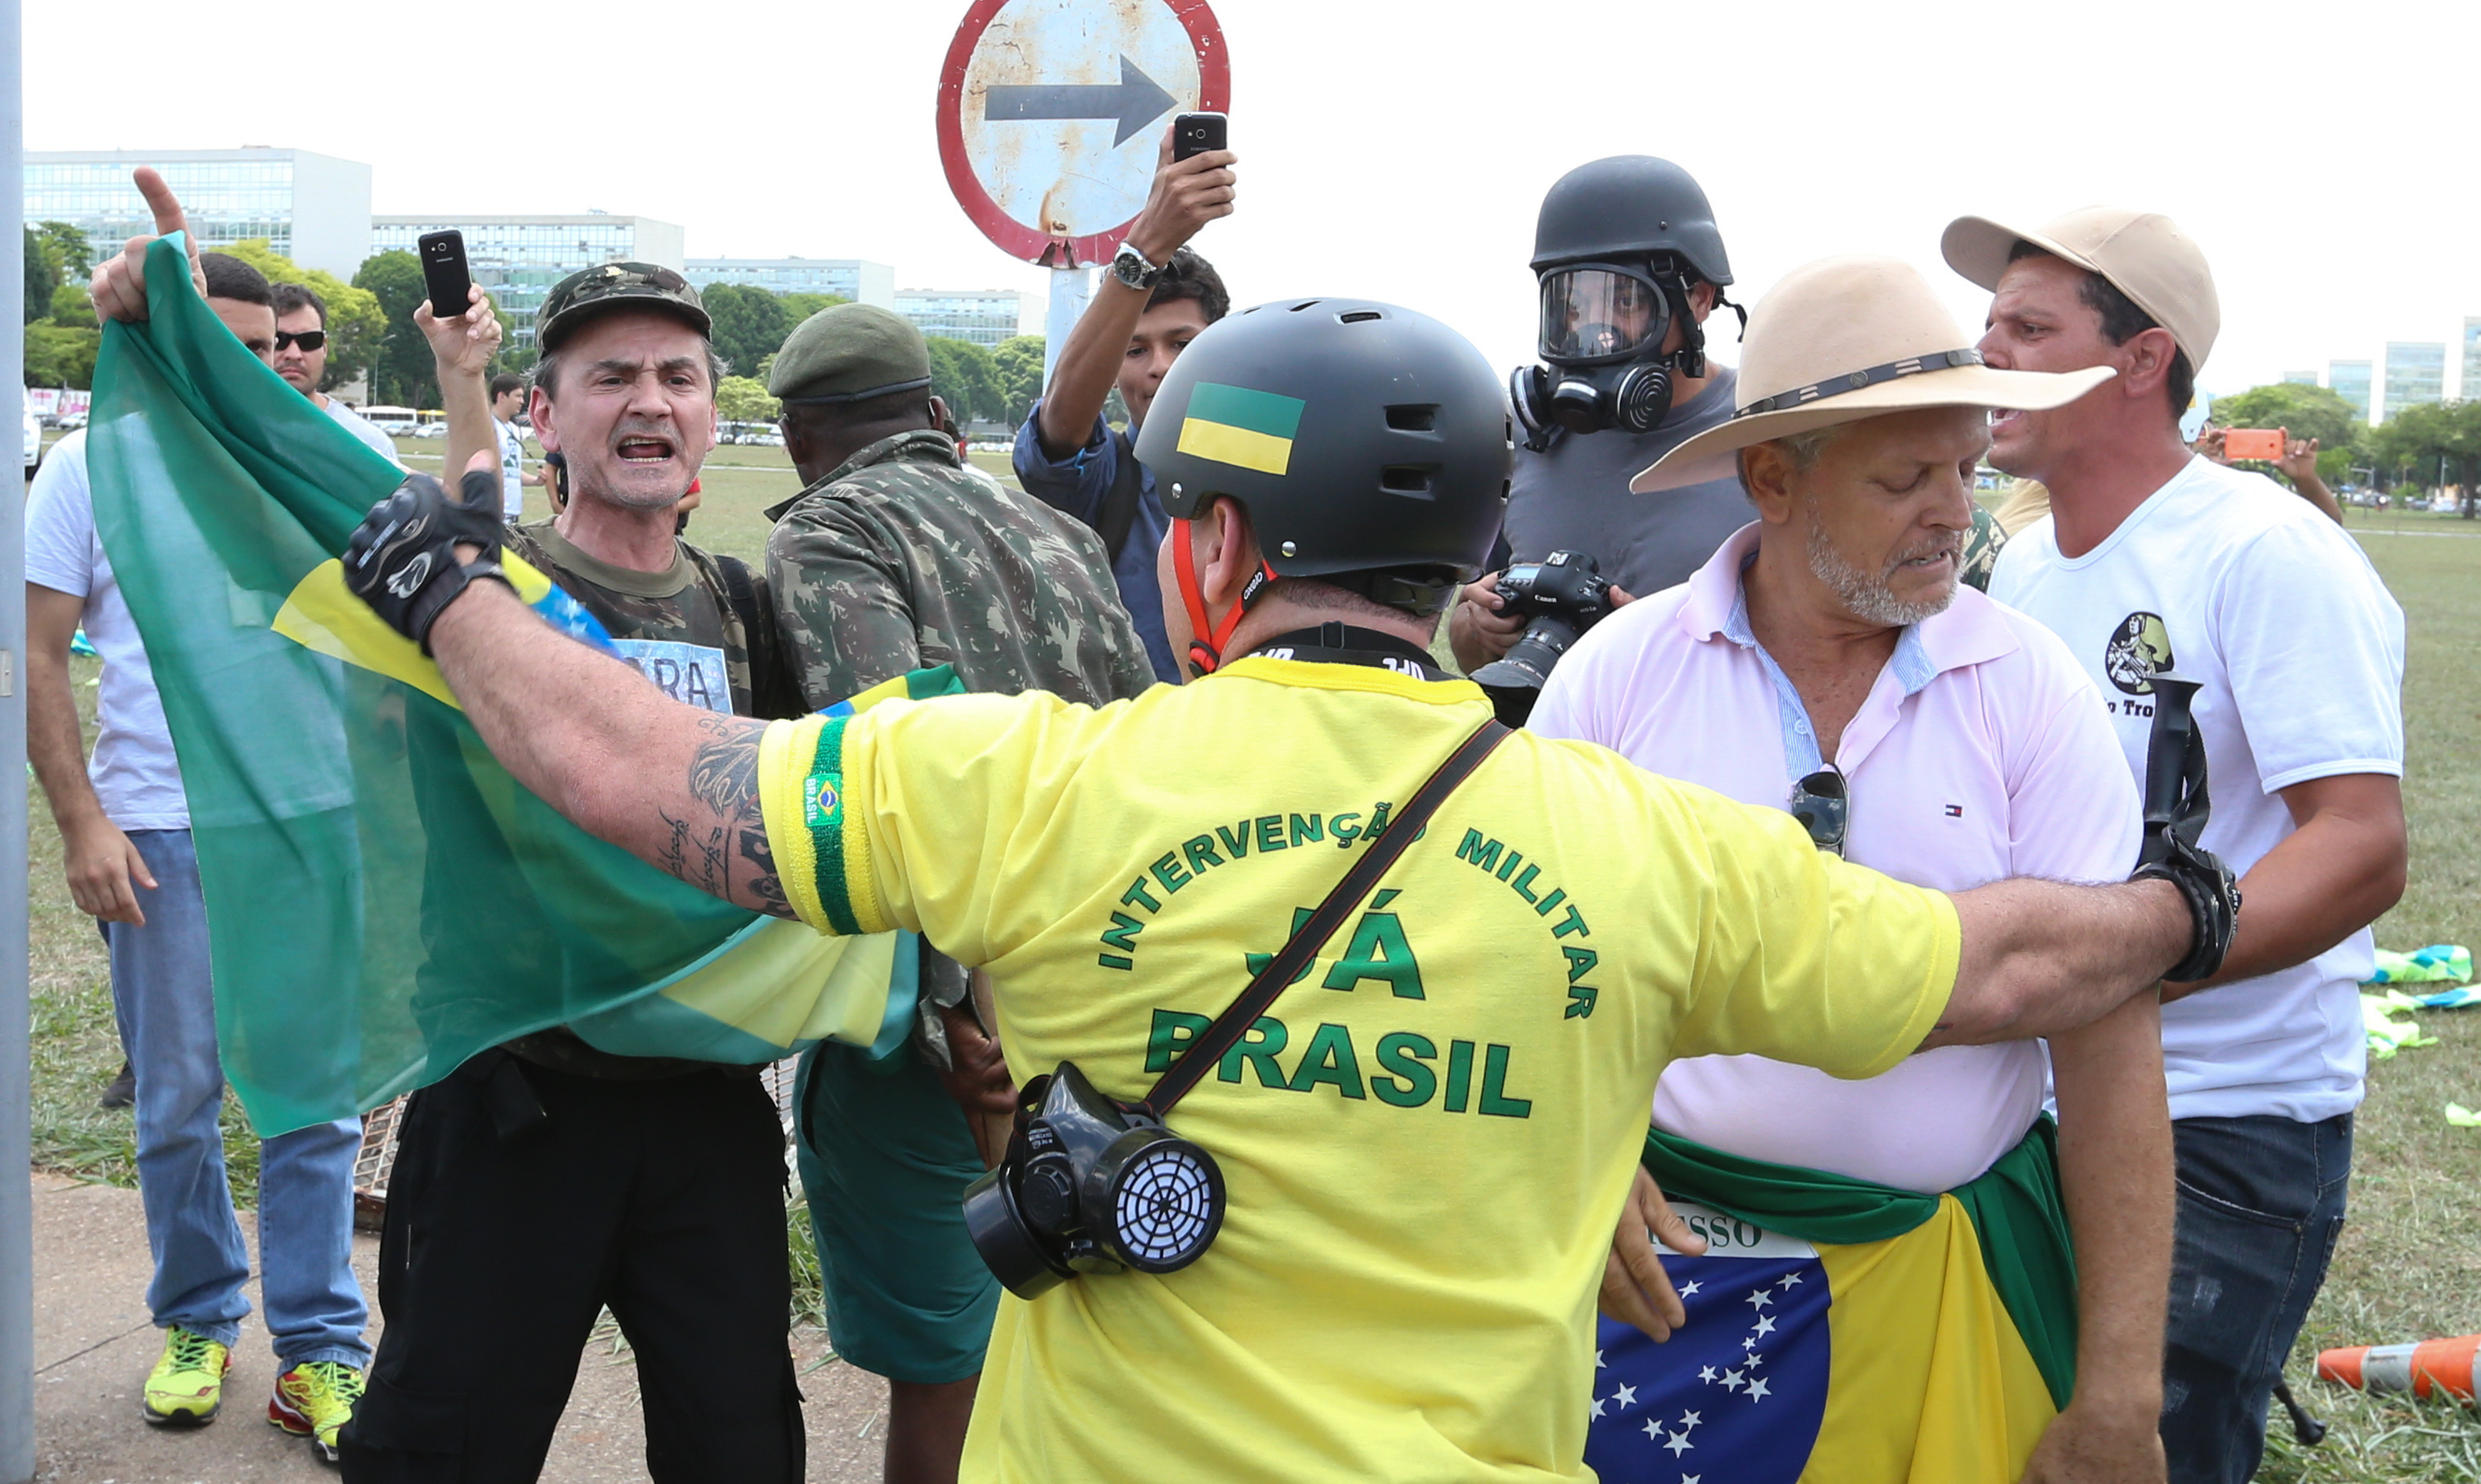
{"left": 345, "top": 470, "right": 512, "bottom": 653}
{"left": 2127, "top": 671, "right": 2237, "bottom": 983}
{"left": 2132, "top": 843, "right": 2240, "bottom": 984}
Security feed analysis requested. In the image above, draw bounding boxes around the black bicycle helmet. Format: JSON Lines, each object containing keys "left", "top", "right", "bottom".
{"left": 1136, "top": 297, "right": 1510, "bottom": 613}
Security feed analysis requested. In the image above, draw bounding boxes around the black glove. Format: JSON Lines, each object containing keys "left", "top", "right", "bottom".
{"left": 344, "top": 469, "right": 511, "bottom": 653}
{"left": 2131, "top": 674, "right": 2241, "bottom": 983}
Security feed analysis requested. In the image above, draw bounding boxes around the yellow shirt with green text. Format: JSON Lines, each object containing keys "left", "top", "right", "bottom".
{"left": 755, "top": 656, "right": 1958, "bottom": 1483}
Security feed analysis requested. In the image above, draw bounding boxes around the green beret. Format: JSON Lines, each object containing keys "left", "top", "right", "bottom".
{"left": 770, "top": 303, "right": 934, "bottom": 404}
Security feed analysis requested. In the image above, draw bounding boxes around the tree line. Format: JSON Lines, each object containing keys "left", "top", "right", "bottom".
{"left": 2211, "top": 380, "right": 2481, "bottom": 515}
{"left": 28, "top": 234, "right": 1054, "bottom": 440}
{"left": 697, "top": 283, "right": 1048, "bottom": 431}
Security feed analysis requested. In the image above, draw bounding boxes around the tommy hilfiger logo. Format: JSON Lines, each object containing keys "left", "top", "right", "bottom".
{"left": 1943, "top": 805, "right": 1964, "bottom": 818}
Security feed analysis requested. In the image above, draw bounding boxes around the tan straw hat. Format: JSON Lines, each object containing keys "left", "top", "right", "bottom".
{"left": 1940, "top": 206, "right": 2219, "bottom": 371}
{"left": 1630, "top": 256, "right": 2114, "bottom": 493}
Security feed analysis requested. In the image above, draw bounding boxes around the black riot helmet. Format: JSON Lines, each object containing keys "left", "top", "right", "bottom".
{"left": 1511, "top": 155, "right": 1740, "bottom": 449}
{"left": 1136, "top": 297, "right": 1512, "bottom": 673}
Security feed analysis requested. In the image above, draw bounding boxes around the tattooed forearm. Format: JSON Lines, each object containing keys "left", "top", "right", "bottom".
{"left": 679, "top": 717, "right": 795, "bottom": 919}
{"left": 658, "top": 814, "right": 690, "bottom": 882}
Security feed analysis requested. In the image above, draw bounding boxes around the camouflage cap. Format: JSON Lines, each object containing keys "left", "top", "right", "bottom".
{"left": 770, "top": 303, "right": 934, "bottom": 405}
{"left": 535, "top": 262, "right": 711, "bottom": 352}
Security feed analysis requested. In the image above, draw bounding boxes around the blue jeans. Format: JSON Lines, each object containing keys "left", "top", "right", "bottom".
{"left": 2161, "top": 1111, "right": 2352, "bottom": 1484}
{"left": 108, "top": 830, "right": 369, "bottom": 1367}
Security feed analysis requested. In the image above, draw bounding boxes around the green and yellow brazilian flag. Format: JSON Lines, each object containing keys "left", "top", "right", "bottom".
{"left": 88, "top": 236, "right": 944, "bottom": 1135}
{"left": 1175, "top": 381, "right": 1305, "bottom": 475}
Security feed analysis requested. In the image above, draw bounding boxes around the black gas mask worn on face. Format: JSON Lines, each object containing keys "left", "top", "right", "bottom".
{"left": 1509, "top": 262, "right": 1720, "bottom": 451}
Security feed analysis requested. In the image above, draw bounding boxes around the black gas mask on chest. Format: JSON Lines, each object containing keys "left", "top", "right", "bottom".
{"left": 1509, "top": 260, "right": 1711, "bottom": 450}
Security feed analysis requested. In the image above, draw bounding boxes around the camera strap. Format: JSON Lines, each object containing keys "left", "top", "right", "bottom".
{"left": 1142, "top": 715, "right": 1512, "bottom": 1119}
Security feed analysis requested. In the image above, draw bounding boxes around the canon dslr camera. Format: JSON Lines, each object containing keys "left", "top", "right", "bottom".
{"left": 1470, "top": 550, "right": 1617, "bottom": 724}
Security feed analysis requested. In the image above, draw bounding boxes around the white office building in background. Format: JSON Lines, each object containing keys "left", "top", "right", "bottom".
{"left": 27, "top": 147, "right": 373, "bottom": 278}
{"left": 2382, "top": 341, "right": 2446, "bottom": 422}
{"left": 687, "top": 257, "right": 895, "bottom": 308}
{"left": 895, "top": 287, "right": 1036, "bottom": 348}
{"left": 2329, "top": 359, "right": 2373, "bottom": 423}
{"left": 370, "top": 215, "right": 685, "bottom": 346}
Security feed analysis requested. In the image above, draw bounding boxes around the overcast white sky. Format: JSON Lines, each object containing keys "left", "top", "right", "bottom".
{"left": 30, "top": 0, "right": 2477, "bottom": 402}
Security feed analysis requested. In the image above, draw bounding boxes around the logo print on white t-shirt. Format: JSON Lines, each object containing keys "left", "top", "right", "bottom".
{"left": 2104, "top": 612, "right": 2173, "bottom": 695}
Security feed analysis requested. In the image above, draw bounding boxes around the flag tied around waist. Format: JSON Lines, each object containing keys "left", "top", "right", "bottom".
{"left": 1585, "top": 1124, "right": 2078, "bottom": 1483}
{"left": 89, "top": 235, "right": 944, "bottom": 1135}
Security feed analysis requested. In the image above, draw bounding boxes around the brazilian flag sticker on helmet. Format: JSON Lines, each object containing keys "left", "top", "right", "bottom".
{"left": 1175, "top": 383, "right": 1306, "bottom": 476}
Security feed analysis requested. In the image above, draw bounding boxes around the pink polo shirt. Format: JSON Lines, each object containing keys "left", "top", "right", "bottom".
{"left": 1530, "top": 523, "right": 2139, "bottom": 1193}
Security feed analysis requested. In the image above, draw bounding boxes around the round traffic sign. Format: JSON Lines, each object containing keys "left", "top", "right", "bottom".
{"left": 937, "top": 0, "right": 1230, "bottom": 267}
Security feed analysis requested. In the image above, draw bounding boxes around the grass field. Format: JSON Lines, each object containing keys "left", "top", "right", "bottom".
{"left": 25, "top": 445, "right": 2481, "bottom": 1475}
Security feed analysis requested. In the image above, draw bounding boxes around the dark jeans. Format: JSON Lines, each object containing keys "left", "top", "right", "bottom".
{"left": 338, "top": 1055, "right": 802, "bottom": 1483}
{"left": 2161, "top": 1112, "right": 2352, "bottom": 1484}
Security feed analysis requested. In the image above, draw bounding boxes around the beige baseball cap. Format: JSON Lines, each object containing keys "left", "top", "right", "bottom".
{"left": 1941, "top": 206, "right": 2219, "bottom": 372}
{"left": 1631, "top": 255, "right": 2114, "bottom": 493}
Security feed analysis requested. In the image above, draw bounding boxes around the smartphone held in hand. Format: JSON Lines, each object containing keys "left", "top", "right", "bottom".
{"left": 2223, "top": 428, "right": 2286, "bottom": 461}
{"left": 418, "top": 231, "right": 473, "bottom": 319}
{"left": 1172, "top": 112, "right": 1228, "bottom": 162}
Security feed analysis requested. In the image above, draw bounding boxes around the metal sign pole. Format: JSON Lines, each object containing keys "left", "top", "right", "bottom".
{"left": 938, "top": 0, "right": 1226, "bottom": 399}
{"left": 1040, "top": 265, "right": 1091, "bottom": 394}
{"left": 0, "top": 0, "right": 38, "bottom": 1471}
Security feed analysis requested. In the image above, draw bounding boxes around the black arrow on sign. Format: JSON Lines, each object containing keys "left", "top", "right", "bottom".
{"left": 984, "top": 53, "right": 1177, "bottom": 147}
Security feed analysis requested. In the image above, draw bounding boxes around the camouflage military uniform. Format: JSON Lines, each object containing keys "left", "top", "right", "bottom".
{"left": 765, "top": 425, "right": 1152, "bottom": 1390}
{"left": 1959, "top": 501, "right": 2007, "bottom": 594}
{"left": 505, "top": 521, "right": 787, "bottom": 721}
{"left": 764, "top": 427, "right": 1152, "bottom": 706}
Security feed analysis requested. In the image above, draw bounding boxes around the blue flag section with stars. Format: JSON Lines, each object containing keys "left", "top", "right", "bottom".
{"left": 1587, "top": 1204, "right": 1830, "bottom": 1484}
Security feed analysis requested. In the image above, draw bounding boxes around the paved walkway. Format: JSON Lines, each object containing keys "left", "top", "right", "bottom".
{"left": 29, "top": 1171, "right": 890, "bottom": 1481}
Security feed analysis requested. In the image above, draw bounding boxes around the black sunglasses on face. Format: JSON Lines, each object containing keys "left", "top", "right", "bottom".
{"left": 273, "top": 329, "right": 326, "bottom": 352}
{"left": 1789, "top": 767, "right": 1848, "bottom": 857}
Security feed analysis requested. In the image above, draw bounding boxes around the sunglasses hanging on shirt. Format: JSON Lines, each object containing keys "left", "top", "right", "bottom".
{"left": 1789, "top": 767, "right": 1848, "bottom": 857}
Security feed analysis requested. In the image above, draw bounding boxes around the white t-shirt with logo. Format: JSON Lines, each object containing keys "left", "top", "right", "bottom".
{"left": 496, "top": 419, "right": 526, "bottom": 521}
{"left": 1990, "top": 455, "right": 2405, "bottom": 1123}
{"left": 23, "top": 431, "right": 190, "bottom": 831}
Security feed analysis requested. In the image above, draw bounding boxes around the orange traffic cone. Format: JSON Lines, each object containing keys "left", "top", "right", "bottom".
{"left": 2316, "top": 1334, "right": 2481, "bottom": 1405}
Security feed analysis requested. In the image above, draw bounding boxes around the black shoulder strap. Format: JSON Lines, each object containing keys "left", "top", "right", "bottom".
{"left": 712, "top": 553, "right": 805, "bottom": 720}
{"left": 1144, "top": 719, "right": 1512, "bottom": 1118}
{"left": 1095, "top": 426, "right": 1149, "bottom": 564}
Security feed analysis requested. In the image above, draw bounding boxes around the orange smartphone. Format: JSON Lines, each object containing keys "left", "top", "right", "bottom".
{"left": 2224, "top": 428, "right": 2286, "bottom": 460}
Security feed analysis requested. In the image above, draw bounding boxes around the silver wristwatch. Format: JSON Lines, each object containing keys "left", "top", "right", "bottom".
{"left": 1111, "top": 241, "right": 1166, "bottom": 292}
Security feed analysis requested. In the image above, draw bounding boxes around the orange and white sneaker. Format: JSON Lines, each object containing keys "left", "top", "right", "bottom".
{"left": 269, "top": 1359, "right": 365, "bottom": 1464}
{"left": 140, "top": 1327, "right": 231, "bottom": 1426}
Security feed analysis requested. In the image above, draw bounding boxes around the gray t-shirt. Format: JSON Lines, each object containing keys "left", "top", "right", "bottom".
{"left": 1502, "top": 365, "right": 1750, "bottom": 597}
{"left": 323, "top": 398, "right": 404, "bottom": 465}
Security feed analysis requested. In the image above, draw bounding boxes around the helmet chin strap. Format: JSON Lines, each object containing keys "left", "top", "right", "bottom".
{"left": 1172, "top": 516, "right": 1276, "bottom": 676}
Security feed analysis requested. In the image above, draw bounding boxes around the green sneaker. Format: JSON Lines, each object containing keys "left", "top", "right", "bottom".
{"left": 270, "top": 1359, "right": 365, "bottom": 1464}
{"left": 140, "top": 1327, "right": 230, "bottom": 1426}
